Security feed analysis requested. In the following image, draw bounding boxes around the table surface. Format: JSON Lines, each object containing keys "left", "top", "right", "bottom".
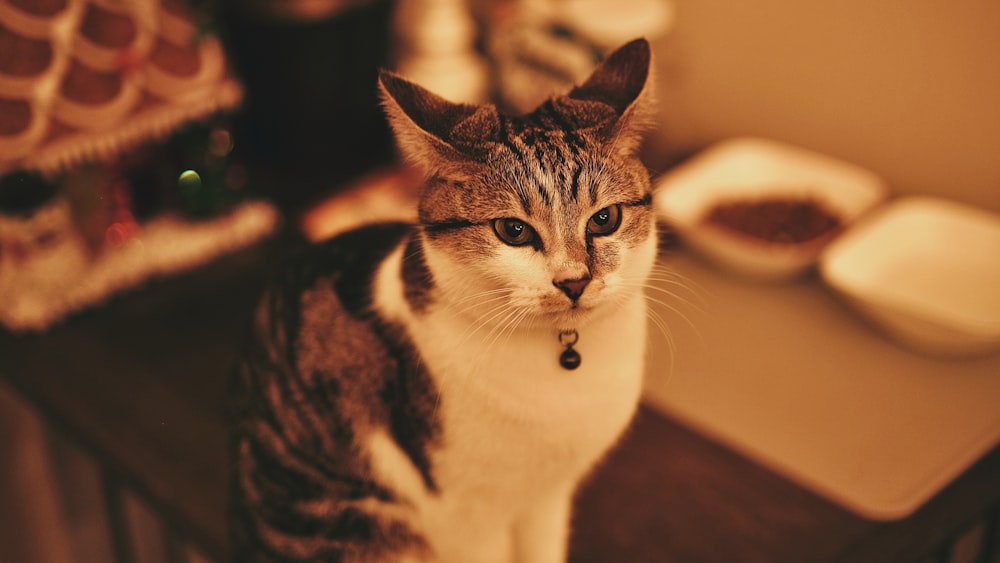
{"left": 640, "top": 250, "right": 1000, "bottom": 522}
{"left": 2, "top": 235, "right": 999, "bottom": 563}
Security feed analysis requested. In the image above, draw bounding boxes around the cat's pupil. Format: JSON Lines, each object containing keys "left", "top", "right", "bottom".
{"left": 505, "top": 222, "right": 524, "bottom": 237}
{"left": 594, "top": 210, "right": 610, "bottom": 225}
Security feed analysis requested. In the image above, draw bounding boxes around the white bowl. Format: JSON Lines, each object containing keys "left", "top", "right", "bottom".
{"left": 655, "top": 137, "right": 888, "bottom": 281}
{"left": 820, "top": 196, "right": 1000, "bottom": 357}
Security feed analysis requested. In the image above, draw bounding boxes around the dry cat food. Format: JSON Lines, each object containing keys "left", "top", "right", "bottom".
{"left": 703, "top": 197, "right": 842, "bottom": 243}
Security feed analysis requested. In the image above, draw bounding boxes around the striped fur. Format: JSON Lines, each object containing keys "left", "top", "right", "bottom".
{"left": 228, "top": 39, "right": 657, "bottom": 562}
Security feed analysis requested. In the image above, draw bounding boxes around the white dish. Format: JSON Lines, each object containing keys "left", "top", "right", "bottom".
{"left": 655, "top": 137, "right": 888, "bottom": 280}
{"left": 820, "top": 196, "right": 1000, "bottom": 357}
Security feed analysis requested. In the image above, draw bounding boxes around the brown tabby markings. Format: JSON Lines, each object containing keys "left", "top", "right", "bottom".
{"left": 401, "top": 232, "right": 434, "bottom": 313}
{"left": 229, "top": 225, "right": 439, "bottom": 561}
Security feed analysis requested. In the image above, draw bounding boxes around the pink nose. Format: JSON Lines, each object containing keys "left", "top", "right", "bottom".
{"left": 554, "top": 276, "right": 591, "bottom": 301}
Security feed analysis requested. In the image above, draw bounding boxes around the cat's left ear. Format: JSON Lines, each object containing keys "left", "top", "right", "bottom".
{"left": 568, "top": 38, "right": 655, "bottom": 156}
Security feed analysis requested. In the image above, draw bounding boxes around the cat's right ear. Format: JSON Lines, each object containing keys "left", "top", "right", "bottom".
{"left": 378, "top": 71, "right": 481, "bottom": 176}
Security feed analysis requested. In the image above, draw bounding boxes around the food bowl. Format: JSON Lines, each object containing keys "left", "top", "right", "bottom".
{"left": 820, "top": 196, "right": 1000, "bottom": 357}
{"left": 655, "top": 137, "right": 888, "bottom": 281}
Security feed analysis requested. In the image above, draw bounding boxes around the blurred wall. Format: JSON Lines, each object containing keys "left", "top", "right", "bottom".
{"left": 651, "top": 0, "right": 1000, "bottom": 213}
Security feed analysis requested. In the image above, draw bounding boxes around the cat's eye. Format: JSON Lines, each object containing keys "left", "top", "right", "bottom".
{"left": 492, "top": 218, "right": 537, "bottom": 246}
{"left": 587, "top": 204, "right": 622, "bottom": 236}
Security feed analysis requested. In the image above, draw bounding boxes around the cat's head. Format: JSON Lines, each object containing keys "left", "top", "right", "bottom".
{"left": 379, "top": 39, "right": 657, "bottom": 330}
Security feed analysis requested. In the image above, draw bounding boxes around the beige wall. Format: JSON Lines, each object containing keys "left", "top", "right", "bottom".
{"left": 651, "top": 0, "right": 1000, "bottom": 213}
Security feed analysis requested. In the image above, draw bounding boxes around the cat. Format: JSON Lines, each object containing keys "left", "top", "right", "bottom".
{"left": 228, "top": 38, "right": 658, "bottom": 563}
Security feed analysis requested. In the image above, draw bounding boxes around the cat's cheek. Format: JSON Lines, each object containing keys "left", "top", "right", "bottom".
{"left": 451, "top": 230, "right": 500, "bottom": 264}
{"left": 471, "top": 247, "right": 549, "bottom": 304}
{"left": 588, "top": 241, "right": 622, "bottom": 277}
{"left": 617, "top": 211, "right": 656, "bottom": 249}
{"left": 623, "top": 234, "right": 659, "bottom": 289}
{"left": 506, "top": 254, "right": 544, "bottom": 288}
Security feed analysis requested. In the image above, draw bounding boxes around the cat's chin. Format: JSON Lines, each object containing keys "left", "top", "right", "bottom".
{"left": 545, "top": 304, "right": 600, "bottom": 331}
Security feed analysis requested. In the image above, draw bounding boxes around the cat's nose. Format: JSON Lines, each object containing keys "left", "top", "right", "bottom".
{"left": 554, "top": 276, "right": 591, "bottom": 301}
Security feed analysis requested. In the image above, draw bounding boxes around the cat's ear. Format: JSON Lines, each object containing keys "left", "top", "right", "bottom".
{"left": 567, "top": 38, "right": 654, "bottom": 155}
{"left": 378, "top": 71, "right": 490, "bottom": 175}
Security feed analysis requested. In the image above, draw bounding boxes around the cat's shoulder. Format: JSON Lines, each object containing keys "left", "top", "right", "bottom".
{"left": 267, "top": 222, "right": 410, "bottom": 309}
{"left": 244, "top": 222, "right": 414, "bottom": 356}
{"left": 287, "top": 222, "right": 412, "bottom": 290}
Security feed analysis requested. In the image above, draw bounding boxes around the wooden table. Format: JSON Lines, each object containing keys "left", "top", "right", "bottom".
{"left": 2, "top": 236, "right": 998, "bottom": 563}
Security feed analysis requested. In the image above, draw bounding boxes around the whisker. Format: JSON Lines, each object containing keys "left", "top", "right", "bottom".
{"left": 444, "top": 302, "right": 519, "bottom": 378}
{"left": 497, "top": 305, "right": 531, "bottom": 353}
{"left": 460, "top": 301, "right": 515, "bottom": 346}
{"left": 644, "top": 306, "right": 677, "bottom": 386}
{"left": 648, "top": 263, "right": 712, "bottom": 300}
{"left": 481, "top": 305, "right": 525, "bottom": 359}
{"left": 643, "top": 272, "right": 708, "bottom": 299}
{"left": 639, "top": 283, "right": 709, "bottom": 318}
{"left": 436, "top": 281, "right": 515, "bottom": 317}
{"left": 447, "top": 292, "right": 513, "bottom": 319}
{"left": 447, "top": 286, "right": 512, "bottom": 306}
{"left": 638, "top": 290, "right": 706, "bottom": 347}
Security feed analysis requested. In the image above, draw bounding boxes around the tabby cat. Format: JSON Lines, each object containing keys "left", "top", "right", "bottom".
{"left": 228, "top": 38, "right": 658, "bottom": 563}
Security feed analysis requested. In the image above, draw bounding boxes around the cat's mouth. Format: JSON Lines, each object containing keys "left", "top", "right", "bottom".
{"left": 518, "top": 286, "right": 610, "bottom": 327}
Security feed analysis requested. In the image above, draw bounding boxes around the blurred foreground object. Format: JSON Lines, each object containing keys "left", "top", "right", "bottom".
{"left": 300, "top": 167, "right": 418, "bottom": 242}
{"left": 218, "top": 0, "right": 396, "bottom": 208}
{"left": 481, "top": 0, "right": 673, "bottom": 113}
{"left": 0, "top": 0, "right": 278, "bottom": 332}
{"left": 393, "top": 0, "right": 489, "bottom": 103}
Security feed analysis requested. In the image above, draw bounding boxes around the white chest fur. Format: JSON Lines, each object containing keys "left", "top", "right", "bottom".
{"left": 423, "top": 304, "right": 646, "bottom": 498}
{"left": 372, "top": 243, "right": 647, "bottom": 506}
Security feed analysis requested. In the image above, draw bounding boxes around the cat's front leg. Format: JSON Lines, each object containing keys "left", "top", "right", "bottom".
{"left": 512, "top": 482, "right": 576, "bottom": 563}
